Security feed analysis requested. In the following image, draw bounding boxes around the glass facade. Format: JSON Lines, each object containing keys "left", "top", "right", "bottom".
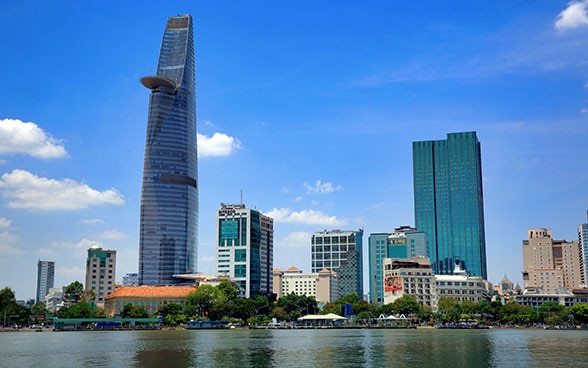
{"left": 413, "top": 132, "right": 487, "bottom": 279}
{"left": 139, "top": 15, "right": 198, "bottom": 285}
{"left": 216, "top": 204, "right": 274, "bottom": 297}
{"left": 311, "top": 230, "right": 363, "bottom": 297}
{"left": 36, "top": 260, "right": 55, "bottom": 303}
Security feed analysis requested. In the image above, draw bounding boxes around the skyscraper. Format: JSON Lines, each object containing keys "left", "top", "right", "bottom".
{"left": 138, "top": 14, "right": 198, "bottom": 285}
{"left": 578, "top": 211, "right": 588, "bottom": 285}
{"left": 85, "top": 245, "right": 116, "bottom": 307}
{"left": 36, "top": 260, "right": 54, "bottom": 303}
{"left": 216, "top": 203, "right": 274, "bottom": 297}
{"left": 311, "top": 229, "right": 363, "bottom": 297}
{"left": 413, "top": 131, "right": 487, "bottom": 279}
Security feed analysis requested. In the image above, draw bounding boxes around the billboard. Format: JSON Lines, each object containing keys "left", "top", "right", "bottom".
{"left": 384, "top": 275, "right": 402, "bottom": 292}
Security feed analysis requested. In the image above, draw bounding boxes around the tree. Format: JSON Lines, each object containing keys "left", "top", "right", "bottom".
{"left": 218, "top": 280, "right": 238, "bottom": 302}
{"left": 158, "top": 303, "right": 183, "bottom": 317}
{"left": 437, "top": 297, "right": 461, "bottom": 322}
{"left": 64, "top": 281, "right": 84, "bottom": 305}
{"left": 121, "top": 304, "right": 148, "bottom": 318}
{"left": 185, "top": 284, "right": 226, "bottom": 319}
{"left": 391, "top": 295, "right": 420, "bottom": 316}
{"left": 30, "top": 301, "right": 47, "bottom": 316}
{"left": 569, "top": 304, "right": 588, "bottom": 324}
{"left": 67, "top": 302, "right": 94, "bottom": 318}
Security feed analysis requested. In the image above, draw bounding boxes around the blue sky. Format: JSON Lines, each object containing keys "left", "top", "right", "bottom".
{"left": 1, "top": 1, "right": 588, "bottom": 300}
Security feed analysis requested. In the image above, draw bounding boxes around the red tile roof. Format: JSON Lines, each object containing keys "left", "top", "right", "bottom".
{"left": 105, "top": 286, "right": 195, "bottom": 299}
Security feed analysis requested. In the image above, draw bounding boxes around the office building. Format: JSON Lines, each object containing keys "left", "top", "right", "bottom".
{"left": 273, "top": 266, "right": 339, "bottom": 303}
{"left": 36, "top": 260, "right": 55, "bottom": 303}
{"left": 522, "top": 228, "right": 583, "bottom": 294}
{"left": 138, "top": 14, "right": 198, "bottom": 285}
{"left": 368, "top": 226, "right": 429, "bottom": 304}
{"left": 579, "top": 212, "right": 588, "bottom": 286}
{"left": 216, "top": 203, "right": 274, "bottom": 297}
{"left": 311, "top": 229, "right": 363, "bottom": 297}
{"left": 413, "top": 131, "right": 487, "bottom": 278}
{"left": 85, "top": 245, "right": 116, "bottom": 307}
{"left": 123, "top": 273, "right": 139, "bottom": 286}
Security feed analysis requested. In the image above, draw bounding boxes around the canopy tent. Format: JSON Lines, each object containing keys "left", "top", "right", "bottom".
{"left": 298, "top": 313, "right": 347, "bottom": 321}
{"left": 377, "top": 314, "right": 410, "bottom": 321}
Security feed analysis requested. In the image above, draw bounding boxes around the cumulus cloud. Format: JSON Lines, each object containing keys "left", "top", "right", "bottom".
{"left": 0, "top": 217, "right": 12, "bottom": 229}
{"left": 265, "top": 208, "right": 346, "bottom": 226}
{"left": 0, "top": 118, "right": 68, "bottom": 159}
{"left": 54, "top": 238, "right": 103, "bottom": 250}
{"left": 555, "top": 1, "right": 588, "bottom": 31}
{"left": 197, "top": 132, "right": 241, "bottom": 157}
{"left": 278, "top": 231, "right": 311, "bottom": 248}
{"left": 304, "top": 180, "right": 342, "bottom": 194}
{"left": 0, "top": 169, "right": 125, "bottom": 210}
{"left": 99, "top": 230, "right": 126, "bottom": 240}
{"left": 34, "top": 247, "right": 58, "bottom": 258}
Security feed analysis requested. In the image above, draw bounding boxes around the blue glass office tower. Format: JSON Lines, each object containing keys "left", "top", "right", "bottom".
{"left": 413, "top": 132, "right": 487, "bottom": 279}
{"left": 138, "top": 15, "right": 198, "bottom": 285}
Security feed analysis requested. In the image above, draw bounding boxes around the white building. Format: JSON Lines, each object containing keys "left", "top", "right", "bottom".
{"left": 216, "top": 203, "right": 274, "bottom": 298}
{"left": 579, "top": 214, "right": 588, "bottom": 286}
{"left": 273, "top": 266, "right": 339, "bottom": 303}
{"left": 44, "top": 287, "right": 64, "bottom": 312}
{"left": 434, "top": 264, "right": 492, "bottom": 304}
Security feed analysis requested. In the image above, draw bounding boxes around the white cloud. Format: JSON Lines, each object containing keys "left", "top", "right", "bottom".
{"left": 197, "top": 132, "right": 241, "bottom": 157}
{"left": 0, "top": 118, "right": 68, "bottom": 159}
{"left": 57, "top": 266, "right": 85, "bottom": 280}
{"left": 81, "top": 218, "right": 104, "bottom": 225}
{"left": 0, "top": 217, "right": 12, "bottom": 229}
{"left": 54, "top": 238, "right": 103, "bottom": 250}
{"left": 265, "top": 208, "right": 347, "bottom": 226}
{"left": 99, "top": 230, "right": 126, "bottom": 240}
{"left": 0, "top": 230, "right": 22, "bottom": 255}
{"left": 0, "top": 169, "right": 125, "bottom": 210}
{"left": 277, "top": 231, "right": 311, "bottom": 248}
{"left": 581, "top": 107, "right": 588, "bottom": 113}
{"left": 304, "top": 180, "right": 343, "bottom": 194}
{"left": 34, "top": 247, "right": 58, "bottom": 258}
{"left": 555, "top": 1, "right": 588, "bottom": 31}
{"left": 584, "top": 81, "right": 588, "bottom": 88}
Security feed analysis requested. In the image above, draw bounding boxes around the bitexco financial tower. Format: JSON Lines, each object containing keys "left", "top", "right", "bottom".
{"left": 138, "top": 14, "right": 198, "bottom": 285}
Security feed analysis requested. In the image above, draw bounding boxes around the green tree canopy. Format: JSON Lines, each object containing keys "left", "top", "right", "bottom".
{"left": 185, "top": 284, "right": 226, "bottom": 319}
{"left": 64, "top": 281, "right": 84, "bottom": 305}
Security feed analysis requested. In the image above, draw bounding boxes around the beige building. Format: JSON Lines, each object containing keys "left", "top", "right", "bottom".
{"left": 273, "top": 266, "right": 339, "bottom": 303}
{"left": 522, "top": 228, "right": 583, "bottom": 294}
{"left": 383, "top": 257, "right": 437, "bottom": 310}
{"left": 85, "top": 245, "right": 116, "bottom": 307}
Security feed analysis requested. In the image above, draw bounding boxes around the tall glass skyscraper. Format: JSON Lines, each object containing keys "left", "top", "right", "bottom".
{"left": 413, "top": 132, "right": 487, "bottom": 279}
{"left": 36, "top": 260, "right": 55, "bottom": 303}
{"left": 139, "top": 15, "right": 198, "bottom": 285}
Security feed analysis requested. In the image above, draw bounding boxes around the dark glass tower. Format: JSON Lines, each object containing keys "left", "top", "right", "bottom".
{"left": 139, "top": 15, "right": 198, "bottom": 285}
{"left": 413, "top": 132, "right": 487, "bottom": 279}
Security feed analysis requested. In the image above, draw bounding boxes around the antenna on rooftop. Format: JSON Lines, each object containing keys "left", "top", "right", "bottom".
{"left": 240, "top": 190, "right": 243, "bottom": 206}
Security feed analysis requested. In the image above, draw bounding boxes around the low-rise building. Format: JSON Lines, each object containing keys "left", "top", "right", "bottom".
{"left": 104, "top": 286, "right": 195, "bottom": 317}
{"left": 383, "top": 257, "right": 436, "bottom": 310}
{"left": 45, "top": 287, "right": 64, "bottom": 312}
{"left": 273, "top": 266, "right": 339, "bottom": 303}
{"left": 435, "top": 264, "right": 492, "bottom": 304}
{"left": 516, "top": 288, "right": 588, "bottom": 308}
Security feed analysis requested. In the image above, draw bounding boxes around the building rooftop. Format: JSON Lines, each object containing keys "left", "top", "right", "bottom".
{"left": 105, "top": 286, "right": 195, "bottom": 299}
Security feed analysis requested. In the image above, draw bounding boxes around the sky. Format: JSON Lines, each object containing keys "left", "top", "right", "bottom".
{"left": 1, "top": 1, "right": 588, "bottom": 300}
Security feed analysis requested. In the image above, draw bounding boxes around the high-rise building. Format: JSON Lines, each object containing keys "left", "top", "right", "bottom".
{"left": 122, "top": 273, "right": 139, "bottom": 286}
{"left": 368, "top": 226, "right": 429, "bottom": 304}
{"left": 311, "top": 229, "right": 363, "bottom": 297}
{"left": 522, "top": 228, "right": 583, "bottom": 293}
{"left": 85, "top": 245, "right": 116, "bottom": 306}
{"left": 36, "top": 260, "right": 55, "bottom": 303}
{"left": 138, "top": 14, "right": 198, "bottom": 285}
{"left": 579, "top": 212, "right": 588, "bottom": 286}
{"left": 216, "top": 203, "right": 274, "bottom": 297}
{"left": 413, "top": 131, "right": 487, "bottom": 279}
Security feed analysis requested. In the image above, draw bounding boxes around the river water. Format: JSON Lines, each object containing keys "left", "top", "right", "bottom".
{"left": 1, "top": 328, "right": 587, "bottom": 367}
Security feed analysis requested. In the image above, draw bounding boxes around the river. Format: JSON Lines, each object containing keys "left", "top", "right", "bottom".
{"left": 1, "top": 328, "right": 587, "bottom": 367}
